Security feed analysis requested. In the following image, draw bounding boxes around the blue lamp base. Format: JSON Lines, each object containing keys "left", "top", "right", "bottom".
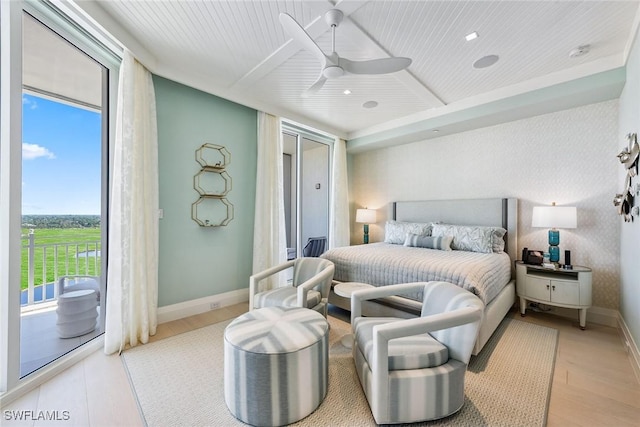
{"left": 363, "top": 224, "right": 369, "bottom": 244}
{"left": 548, "top": 229, "right": 560, "bottom": 262}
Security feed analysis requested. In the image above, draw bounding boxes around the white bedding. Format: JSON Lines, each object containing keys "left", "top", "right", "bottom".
{"left": 321, "top": 242, "right": 512, "bottom": 305}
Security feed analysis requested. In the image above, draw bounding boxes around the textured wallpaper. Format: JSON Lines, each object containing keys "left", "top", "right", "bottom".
{"left": 350, "top": 100, "right": 620, "bottom": 309}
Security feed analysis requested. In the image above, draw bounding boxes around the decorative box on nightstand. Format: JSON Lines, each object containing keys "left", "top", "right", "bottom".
{"left": 515, "top": 261, "right": 592, "bottom": 329}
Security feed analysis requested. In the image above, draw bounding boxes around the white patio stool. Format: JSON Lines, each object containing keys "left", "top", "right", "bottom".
{"left": 56, "top": 289, "right": 98, "bottom": 338}
{"left": 224, "top": 306, "right": 329, "bottom": 426}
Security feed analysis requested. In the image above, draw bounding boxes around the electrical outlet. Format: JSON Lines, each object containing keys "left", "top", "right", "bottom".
{"left": 210, "top": 302, "right": 220, "bottom": 310}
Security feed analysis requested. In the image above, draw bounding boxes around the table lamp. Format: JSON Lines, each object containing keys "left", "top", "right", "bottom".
{"left": 531, "top": 202, "right": 577, "bottom": 264}
{"left": 356, "top": 208, "right": 377, "bottom": 244}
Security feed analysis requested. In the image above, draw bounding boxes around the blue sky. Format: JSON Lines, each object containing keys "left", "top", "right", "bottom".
{"left": 22, "top": 93, "right": 102, "bottom": 215}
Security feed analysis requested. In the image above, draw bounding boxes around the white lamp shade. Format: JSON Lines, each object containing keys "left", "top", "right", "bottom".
{"left": 532, "top": 206, "right": 577, "bottom": 229}
{"left": 356, "top": 208, "right": 377, "bottom": 224}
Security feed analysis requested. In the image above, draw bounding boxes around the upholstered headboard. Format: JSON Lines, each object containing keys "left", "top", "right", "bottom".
{"left": 391, "top": 198, "right": 518, "bottom": 263}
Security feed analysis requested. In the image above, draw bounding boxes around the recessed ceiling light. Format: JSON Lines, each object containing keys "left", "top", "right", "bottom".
{"left": 473, "top": 54, "right": 499, "bottom": 69}
{"left": 465, "top": 32, "right": 479, "bottom": 41}
{"left": 362, "top": 100, "right": 378, "bottom": 109}
{"left": 569, "top": 44, "right": 590, "bottom": 58}
{"left": 343, "top": 89, "right": 352, "bottom": 95}
{"left": 432, "top": 129, "right": 440, "bottom": 133}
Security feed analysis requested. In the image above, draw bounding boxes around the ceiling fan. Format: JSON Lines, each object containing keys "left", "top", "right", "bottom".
{"left": 279, "top": 9, "right": 412, "bottom": 97}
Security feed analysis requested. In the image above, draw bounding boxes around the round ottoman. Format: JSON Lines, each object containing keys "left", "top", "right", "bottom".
{"left": 224, "top": 306, "right": 329, "bottom": 427}
{"left": 56, "top": 289, "right": 98, "bottom": 338}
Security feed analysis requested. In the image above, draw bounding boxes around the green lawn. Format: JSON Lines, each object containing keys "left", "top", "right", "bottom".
{"left": 20, "top": 228, "right": 101, "bottom": 291}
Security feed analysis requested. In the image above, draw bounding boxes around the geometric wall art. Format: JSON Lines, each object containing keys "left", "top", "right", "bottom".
{"left": 614, "top": 133, "right": 639, "bottom": 222}
{"left": 191, "top": 143, "right": 234, "bottom": 226}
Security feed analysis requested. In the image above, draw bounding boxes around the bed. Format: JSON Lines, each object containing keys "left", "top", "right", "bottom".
{"left": 322, "top": 198, "right": 518, "bottom": 355}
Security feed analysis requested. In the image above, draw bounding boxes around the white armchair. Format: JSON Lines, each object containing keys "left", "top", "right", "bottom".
{"left": 249, "top": 257, "right": 335, "bottom": 317}
{"left": 351, "top": 281, "right": 484, "bottom": 424}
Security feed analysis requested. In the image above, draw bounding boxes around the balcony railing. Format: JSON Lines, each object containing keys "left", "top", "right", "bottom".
{"left": 21, "top": 230, "right": 101, "bottom": 307}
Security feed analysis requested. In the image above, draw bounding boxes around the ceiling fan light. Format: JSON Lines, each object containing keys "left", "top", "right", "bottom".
{"left": 281, "top": 9, "right": 411, "bottom": 97}
{"left": 323, "top": 65, "right": 344, "bottom": 78}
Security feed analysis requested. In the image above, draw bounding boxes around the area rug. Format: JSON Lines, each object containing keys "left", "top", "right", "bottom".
{"left": 122, "top": 314, "right": 557, "bottom": 427}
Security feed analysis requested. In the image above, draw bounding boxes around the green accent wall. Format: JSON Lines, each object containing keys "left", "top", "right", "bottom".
{"left": 153, "top": 75, "right": 257, "bottom": 307}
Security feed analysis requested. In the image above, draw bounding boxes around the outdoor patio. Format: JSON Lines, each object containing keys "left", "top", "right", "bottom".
{"left": 20, "top": 302, "right": 103, "bottom": 377}
{"left": 19, "top": 230, "right": 103, "bottom": 377}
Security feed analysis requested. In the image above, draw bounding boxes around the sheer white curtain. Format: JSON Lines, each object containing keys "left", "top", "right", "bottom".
{"left": 104, "top": 50, "right": 159, "bottom": 355}
{"left": 329, "top": 137, "right": 350, "bottom": 248}
{"left": 252, "top": 112, "right": 287, "bottom": 291}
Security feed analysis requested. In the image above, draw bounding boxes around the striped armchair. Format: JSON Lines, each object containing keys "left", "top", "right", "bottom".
{"left": 351, "top": 281, "right": 484, "bottom": 424}
{"left": 249, "top": 257, "right": 335, "bottom": 317}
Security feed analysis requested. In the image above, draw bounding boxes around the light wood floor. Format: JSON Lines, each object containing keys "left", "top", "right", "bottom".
{"left": 2, "top": 304, "right": 639, "bottom": 426}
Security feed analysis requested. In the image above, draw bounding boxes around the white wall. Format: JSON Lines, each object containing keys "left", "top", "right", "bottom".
{"left": 350, "top": 100, "right": 620, "bottom": 310}
{"left": 618, "top": 25, "right": 640, "bottom": 351}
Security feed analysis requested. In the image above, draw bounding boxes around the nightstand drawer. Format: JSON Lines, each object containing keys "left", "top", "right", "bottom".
{"left": 550, "top": 279, "right": 579, "bottom": 305}
{"left": 525, "top": 276, "right": 552, "bottom": 301}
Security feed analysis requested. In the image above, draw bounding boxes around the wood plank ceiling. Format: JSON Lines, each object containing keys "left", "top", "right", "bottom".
{"left": 93, "top": 0, "right": 639, "bottom": 136}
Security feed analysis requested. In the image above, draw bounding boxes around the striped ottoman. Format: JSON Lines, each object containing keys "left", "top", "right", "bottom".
{"left": 224, "top": 306, "right": 329, "bottom": 426}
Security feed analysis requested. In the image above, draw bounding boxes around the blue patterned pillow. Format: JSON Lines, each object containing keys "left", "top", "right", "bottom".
{"left": 403, "top": 233, "right": 453, "bottom": 251}
{"left": 431, "top": 224, "right": 506, "bottom": 253}
{"left": 384, "top": 221, "right": 433, "bottom": 245}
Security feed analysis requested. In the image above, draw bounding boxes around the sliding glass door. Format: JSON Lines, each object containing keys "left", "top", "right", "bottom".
{"left": 19, "top": 12, "right": 107, "bottom": 378}
{"left": 1, "top": 0, "right": 119, "bottom": 394}
{"left": 282, "top": 129, "right": 331, "bottom": 259}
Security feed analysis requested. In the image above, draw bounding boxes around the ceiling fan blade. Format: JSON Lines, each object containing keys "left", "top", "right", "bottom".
{"left": 340, "top": 57, "right": 412, "bottom": 75}
{"left": 279, "top": 13, "right": 327, "bottom": 66}
{"left": 301, "top": 75, "right": 327, "bottom": 98}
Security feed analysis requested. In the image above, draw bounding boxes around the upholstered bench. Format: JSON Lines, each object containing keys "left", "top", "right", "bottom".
{"left": 224, "top": 306, "right": 329, "bottom": 426}
{"left": 56, "top": 289, "right": 98, "bottom": 338}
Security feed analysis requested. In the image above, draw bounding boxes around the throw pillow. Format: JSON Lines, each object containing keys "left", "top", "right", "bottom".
{"left": 431, "top": 224, "right": 496, "bottom": 253}
{"left": 403, "top": 233, "right": 453, "bottom": 251}
{"left": 384, "top": 221, "right": 433, "bottom": 244}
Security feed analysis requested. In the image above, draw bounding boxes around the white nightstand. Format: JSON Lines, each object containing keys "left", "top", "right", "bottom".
{"left": 515, "top": 261, "right": 592, "bottom": 329}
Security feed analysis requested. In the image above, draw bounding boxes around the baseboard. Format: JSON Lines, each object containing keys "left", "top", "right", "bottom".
{"left": 0, "top": 336, "right": 104, "bottom": 408}
{"left": 618, "top": 313, "right": 640, "bottom": 384}
{"left": 586, "top": 306, "right": 619, "bottom": 328}
{"left": 157, "top": 289, "right": 248, "bottom": 324}
{"left": 537, "top": 304, "right": 618, "bottom": 328}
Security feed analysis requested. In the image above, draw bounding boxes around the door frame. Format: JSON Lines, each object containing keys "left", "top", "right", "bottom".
{"left": 0, "top": 0, "right": 121, "bottom": 403}
{"left": 281, "top": 124, "right": 334, "bottom": 258}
